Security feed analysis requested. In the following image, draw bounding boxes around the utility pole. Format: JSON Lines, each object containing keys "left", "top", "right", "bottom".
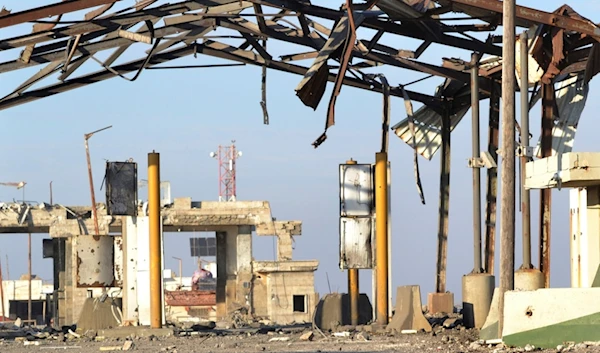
{"left": 499, "top": 0, "right": 516, "bottom": 337}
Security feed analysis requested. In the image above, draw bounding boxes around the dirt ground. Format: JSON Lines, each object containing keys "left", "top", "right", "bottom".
{"left": 0, "top": 327, "right": 596, "bottom": 353}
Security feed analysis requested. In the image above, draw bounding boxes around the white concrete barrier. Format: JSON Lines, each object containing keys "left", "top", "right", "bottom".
{"left": 503, "top": 288, "right": 600, "bottom": 348}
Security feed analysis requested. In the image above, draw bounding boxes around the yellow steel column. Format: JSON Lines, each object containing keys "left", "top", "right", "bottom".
{"left": 346, "top": 157, "right": 360, "bottom": 326}
{"left": 148, "top": 151, "right": 163, "bottom": 329}
{"left": 349, "top": 268, "right": 359, "bottom": 325}
{"left": 375, "top": 152, "right": 389, "bottom": 325}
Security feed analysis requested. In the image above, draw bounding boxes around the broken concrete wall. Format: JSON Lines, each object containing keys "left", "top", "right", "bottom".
{"left": 251, "top": 274, "right": 268, "bottom": 318}
{"left": 266, "top": 271, "right": 318, "bottom": 324}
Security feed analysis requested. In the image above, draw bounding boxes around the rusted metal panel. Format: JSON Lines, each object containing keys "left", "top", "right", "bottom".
{"left": 532, "top": 73, "right": 588, "bottom": 158}
{"left": 392, "top": 79, "right": 469, "bottom": 160}
{"left": 0, "top": 0, "right": 120, "bottom": 29}
{"left": 165, "top": 290, "right": 216, "bottom": 306}
{"left": 76, "top": 235, "right": 115, "bottom": 288}
{"left": 105, "top": 161, "right": 138, "bottom": 216}
{"left": 447, "top": 0, "right": 600, "bottom": 40}
{"left": 295, "top": 13, "right": 366, "bottom": 110}
{"left": 340, "top": 217, "right": 373, "bottom": 269}
{"left": 339, "top": 164, "right": 373, "bottom": 217}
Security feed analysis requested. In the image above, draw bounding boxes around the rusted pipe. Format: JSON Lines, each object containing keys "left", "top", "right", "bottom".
{"left": 84, "top": 125, "right": 112, "bottom": 236}
{"left": 435, "top": 108, "right": 451, "bottom": 293}
{"left": 540, "top": 83, "right": 554, "bottom": 288}
{"left": 485, "top": 83, "right": 500, "bottom": 275}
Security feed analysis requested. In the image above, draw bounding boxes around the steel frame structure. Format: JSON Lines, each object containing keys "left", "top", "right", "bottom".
{"left": 1, "top": 0, "right": 600, "bottom": 293}
{"left": 0, "top": 0, "right": 596, "bottom": 118}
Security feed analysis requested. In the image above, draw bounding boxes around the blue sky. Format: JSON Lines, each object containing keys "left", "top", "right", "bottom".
{"left": 0, "top": 0, "right": 599, "bottom": 303}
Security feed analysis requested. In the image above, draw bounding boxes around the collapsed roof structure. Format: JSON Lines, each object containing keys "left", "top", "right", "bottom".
{"left": 1, "top": 0, "right": 599, "bottom": 316}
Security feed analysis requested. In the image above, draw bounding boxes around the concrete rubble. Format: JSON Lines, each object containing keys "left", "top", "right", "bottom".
{"left": 3, "top": 315, "right": 600, "bottom": 353}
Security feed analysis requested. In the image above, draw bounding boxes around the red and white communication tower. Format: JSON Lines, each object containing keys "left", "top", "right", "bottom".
{"left": 210, "top": 141, "right": 242, "bottom": 202}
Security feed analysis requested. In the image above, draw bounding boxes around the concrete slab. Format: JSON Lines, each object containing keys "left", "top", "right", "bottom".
{"left": 503, "top": 288, "right": 600, "bottom": 348}
{"left": 427, "top": 292, "right": 454, "bottom": 314}
{"left": 525, "top": 152, "right": 600, "bottom": 189}
{"left": 387, "top": 285, "right": 432, "bottom": 333}
{"left": 96, "top": 326, "right": 174, "bottom": 339}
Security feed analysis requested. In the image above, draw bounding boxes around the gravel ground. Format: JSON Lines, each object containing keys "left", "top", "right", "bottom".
{"left": 1, "top": 328, "right": 597, "bottom": 353}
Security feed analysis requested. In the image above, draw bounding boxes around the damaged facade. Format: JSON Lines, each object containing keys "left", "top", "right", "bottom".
{"left": 0, "top": 199, "right": 319, "bottom": 328}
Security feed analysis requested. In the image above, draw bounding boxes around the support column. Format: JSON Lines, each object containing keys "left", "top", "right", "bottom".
{"left": 226, "top": 230, "right": 238, "bottom": 313}
{"left": 216, "top": 231, "right": 227, "bottom": 319}
{"left": 237, "top": 226, "right": 253, "bottom": 312}
{"left": 539, "top": 83, "right": 554, "bottom": 288}
{"left": 515, "top": 31, "right": 544, "bottom": 290}
{"left": 429, "top": 107, "right": 454, "bottom": 315}
{"left": 485, "top": 83, "right": 500, "bottom": 275}
{"left": 499, "top": 0, "right": 517, "bottom": 337}
{"left": 148, "top": 151, "right": 163, "bottom": 329}
{"left": 463, "top": 56, "right": 495, "bottom": 328}
{"left": 122, "top": 216, "right": 140, "bottom": 324}
{"left": 345, "top": 158, "right": 360, "bottom": 325}
{"left": 375, "top": 152, "right": 389, "bottom": 325}
{"left": 63, "top": 237, "right": 88, "bottom": 325}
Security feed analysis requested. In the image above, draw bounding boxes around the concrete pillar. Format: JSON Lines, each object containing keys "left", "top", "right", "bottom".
{"left": 277, "top": 233, "right": 293, "bottom": 261}
{"left": 462, "top": 273, "right": 494, "bottom": 329}
{"left": 64, "top": 237, "right": 88, "bottom": 325}
{"left": 216, "top": 231, "right": 227, "bottom": 319}
{"left": 122, "top": 216, "right": 139, "bottom": 324}
{"left": 237, "top": 226, "right": 253, "bottom": 312}
{"left": 135, "top": 217, "right": 151, "bottom": 326}
{"left": 225, "top": 230, "right": 238, "bottom": 313}
{"left": 571, "top": 186, "right": 600, "bottom": 288}
{"left": 52, "top": 238, "right": 66, "bottom": 327}
{"left": 515, "top": 269, "right": 544, "bottom": 291}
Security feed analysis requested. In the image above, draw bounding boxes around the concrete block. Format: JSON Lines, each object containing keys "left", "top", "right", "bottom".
{"left": 76, "top": 297, "right": 123, "bottom": 331}
{"left": 462, "top": 273, "right": 494, "bottom": 329}
{"left": 173, "top": 197, "right": 192, "bottom": 210}
{"left": 503, "top": 288, "right": 600, "bottom": 349}
{"left": 427, "top": 292, "right": 454, "bottom": 314}
{"left": 387, "top": 285, "right": 432, "bottom": 333}
{"left": 313, "top": 293, "right": 373, "bottom": 331}
{"left": 515, "top": 269, "right": 544, "bottom": 291}
{"left": 480, "top": 288, "right": 500, "bottom": 341}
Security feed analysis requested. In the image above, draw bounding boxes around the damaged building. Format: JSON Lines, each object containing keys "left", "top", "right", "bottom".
{"left": 0, "top": 198, "right": 319, "bottom": 328}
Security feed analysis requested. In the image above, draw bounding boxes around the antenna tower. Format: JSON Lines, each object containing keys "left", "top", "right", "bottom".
{"left": 210, "top": 141, "right": 242, "bottom": 201}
